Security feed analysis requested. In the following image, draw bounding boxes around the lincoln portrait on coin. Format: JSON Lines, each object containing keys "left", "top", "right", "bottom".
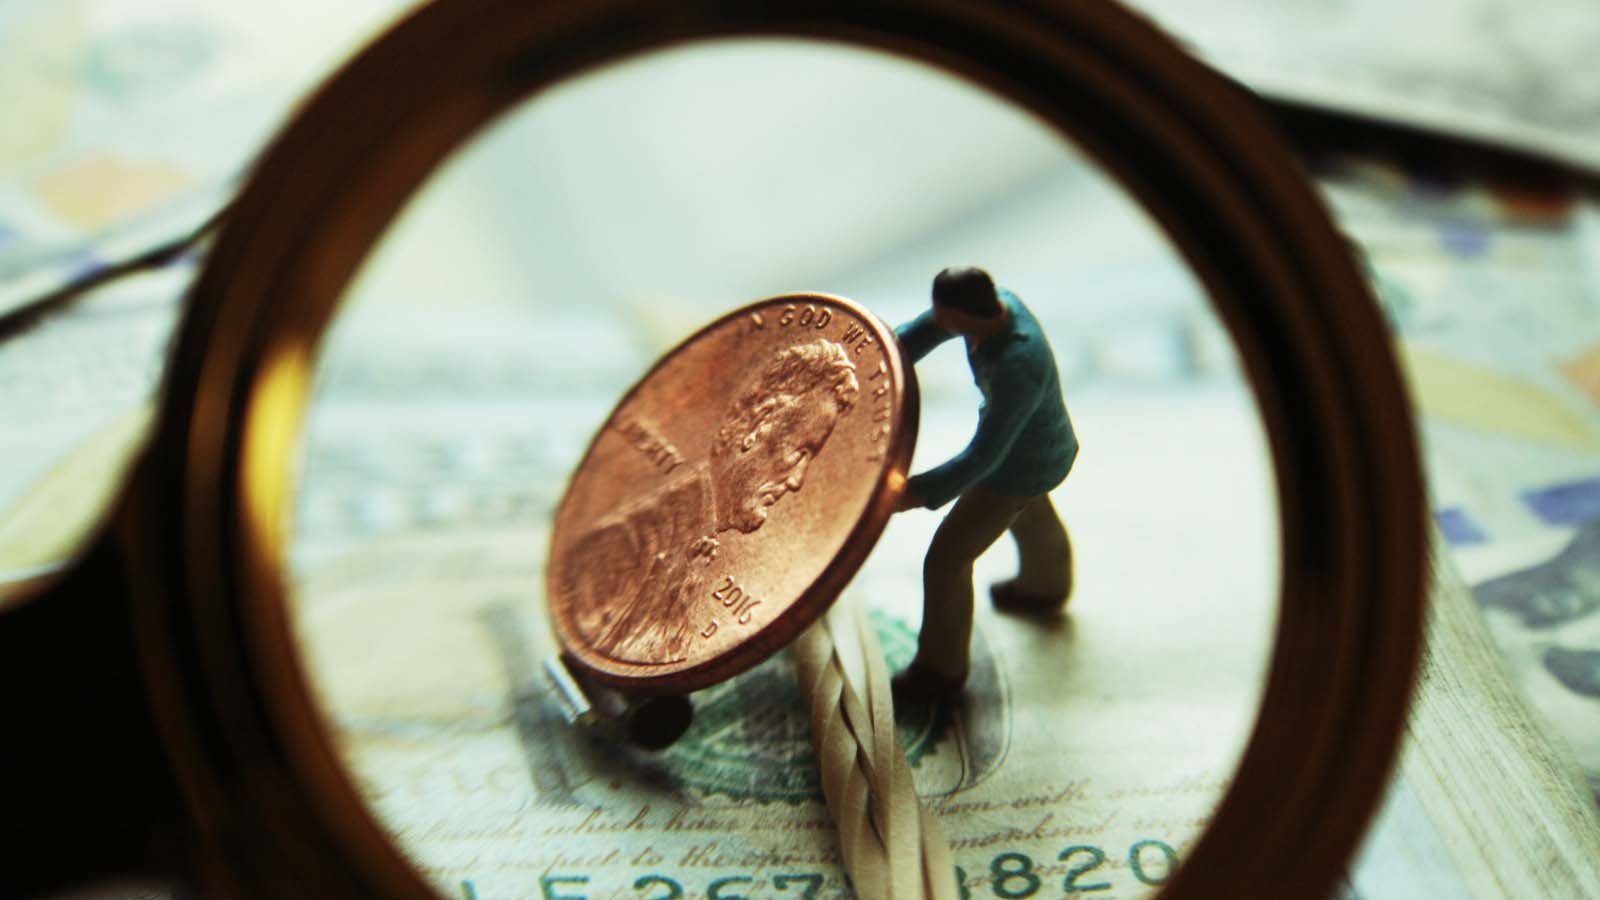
{"left": 563, "top": 339, "right": 860, "bottom": 663}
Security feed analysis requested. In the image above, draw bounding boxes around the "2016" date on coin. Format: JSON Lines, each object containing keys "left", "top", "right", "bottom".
{"left": 699, "top": 576, "right": 763, "bottom": 639}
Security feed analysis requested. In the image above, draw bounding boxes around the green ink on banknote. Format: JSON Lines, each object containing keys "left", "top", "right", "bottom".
{"left": 633, "top": 874, "right": 683, "bottom": 899}
{"left": 1058, "top": 845, "right": 1111, "bottom": 893}
{"left": 539, "top": 874, "right": 589, "bottom": 900}
{"left": 1128, "top": 839, "right": 1178, "bottom": 886}
{"left": 655, "top": 612, "right": 972, "bottom": 802}
{"left": 989, "top": 852, "right": 1042, "bottom": 898}
{"left": 772, "top": 872, "right": 823, "bottom": 897}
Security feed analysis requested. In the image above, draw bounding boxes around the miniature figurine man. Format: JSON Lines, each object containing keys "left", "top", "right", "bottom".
{"left": 891, "top": 266, "right": 1078, "bottom": 703}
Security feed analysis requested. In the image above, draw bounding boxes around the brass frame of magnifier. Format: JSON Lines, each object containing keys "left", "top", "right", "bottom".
{"left": 0, "top": 1, "right": 1426, "bottom": 898}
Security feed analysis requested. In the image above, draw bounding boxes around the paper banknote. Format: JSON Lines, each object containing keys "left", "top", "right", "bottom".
{"left": 0, "top": 260, "right": 180, "bottom": 582}
{"left": 1470, "top": 526, "right": 1600, "bottom": 802}
{"left": 1131, "top": 0, "right": 1600, "bottom": 172}
{"left": 1318, "top": 155, "right": 1600, "bottom": 805}
{"left": 0, "top": 0, "right": 416, "bottom": 316}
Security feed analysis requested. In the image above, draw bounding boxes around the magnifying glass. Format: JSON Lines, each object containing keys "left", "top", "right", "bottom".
{"left": 0, "top": 1, "right": 1426, "bottom": 898}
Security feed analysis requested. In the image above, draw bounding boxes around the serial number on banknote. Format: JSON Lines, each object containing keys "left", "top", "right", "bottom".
{"left": 459, "top": 838, "right": 1180, "bottom": 899}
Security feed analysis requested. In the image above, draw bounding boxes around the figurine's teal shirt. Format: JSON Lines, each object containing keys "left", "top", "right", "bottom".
{"left": 896, "top": 290, "right": 1077, "bottom": 509}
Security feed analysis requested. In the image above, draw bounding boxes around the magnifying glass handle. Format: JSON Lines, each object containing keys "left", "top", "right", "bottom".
{"left": 0, "top": 530, "right": 191, "bottom": 898}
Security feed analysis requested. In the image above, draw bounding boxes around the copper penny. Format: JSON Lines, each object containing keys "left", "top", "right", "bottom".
{"left": 547, "top": 293, "right": 917, "bottom": 694}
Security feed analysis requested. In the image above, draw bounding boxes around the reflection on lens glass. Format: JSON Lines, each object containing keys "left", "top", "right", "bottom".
{"left": 287, "top": 40, "right": 1278, "bottom": 899}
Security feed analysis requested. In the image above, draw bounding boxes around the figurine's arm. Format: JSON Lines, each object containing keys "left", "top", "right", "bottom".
{"left": 906, "top": 363, "right": 1045, "bottom": 509}
{"left": 894, "top": 310, "right": 953, "bottom": 363}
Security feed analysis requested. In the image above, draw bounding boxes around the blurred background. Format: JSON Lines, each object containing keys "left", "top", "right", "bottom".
{"left": 3, "top": 1, "right": 1600, "bottom": 899}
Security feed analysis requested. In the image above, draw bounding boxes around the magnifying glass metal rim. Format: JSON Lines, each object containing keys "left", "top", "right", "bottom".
{"left": 11, "top": 0, "right": 1426, "bottom": 897}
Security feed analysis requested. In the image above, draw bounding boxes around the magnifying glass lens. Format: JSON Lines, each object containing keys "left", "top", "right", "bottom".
{"left": 285, "top": 40, "right": 1277, "bottom": 899}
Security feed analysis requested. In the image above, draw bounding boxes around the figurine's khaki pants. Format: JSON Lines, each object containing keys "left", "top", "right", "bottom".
{"left": 914, "top": 487, "right": 1072, "bottom": 681}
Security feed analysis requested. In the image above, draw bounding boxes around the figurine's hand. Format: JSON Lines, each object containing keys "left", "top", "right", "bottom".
{"left": 894, "top": 491, "right": 924, "bottom": 513}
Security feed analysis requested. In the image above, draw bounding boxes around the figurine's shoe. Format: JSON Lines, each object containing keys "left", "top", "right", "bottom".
{"left": 989, "top": 579, "right": 1069, "bottom": 617}
{"left": 890, "top": 661, "right": 966, "bottom": 707}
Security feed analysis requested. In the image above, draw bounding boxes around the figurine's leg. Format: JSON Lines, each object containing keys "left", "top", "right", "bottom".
{"left": 1012, "top": 493, "right": 1073, "bottom": 598}
{"left": 992, "top": 493, "right": 1072, "bottom": 613}
{"left": 913, "top": 487, "right": 1029, "bottom": 682}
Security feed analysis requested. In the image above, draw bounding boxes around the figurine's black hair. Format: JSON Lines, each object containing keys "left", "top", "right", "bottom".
{"left": 931, "top": 266, "right": 1003, "bottom": 318}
